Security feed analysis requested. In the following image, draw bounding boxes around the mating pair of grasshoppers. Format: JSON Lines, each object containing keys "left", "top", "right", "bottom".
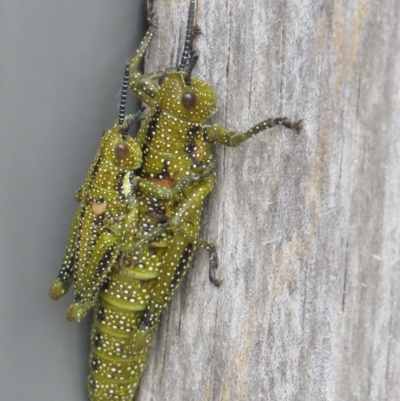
{"left": 49, "top": 0, "right": 301, "bottom": 399}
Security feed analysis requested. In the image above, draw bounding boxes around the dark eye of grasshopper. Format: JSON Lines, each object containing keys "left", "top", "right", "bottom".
{"left": 182, "top": 91, "right": 197, "bottom": 108}
{"left": 158, "top": 73, "right": 169, "bottom": 86}
{"left": 115, "top": 142, "right": 129, "bottom": 159}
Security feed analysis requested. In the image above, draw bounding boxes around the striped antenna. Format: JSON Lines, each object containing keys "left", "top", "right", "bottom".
{"left": 118, "top": 64, "right": 130, "bottom": 125}
{"left": 184, "top": 53, "right": 199, "bottom": 86}
{"left": 122, "top": 106, "right": 147, "bottom": 139}
{"left": 177, "top": 0, "right": 196, "bottom": 71}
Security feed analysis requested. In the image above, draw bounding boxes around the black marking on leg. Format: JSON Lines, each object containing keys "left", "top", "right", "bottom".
{"left": 187, "top": 125, "right": 200, "bottom": 139}
{"left": 138, "top": 308, "right": 155, "bottom": 330}
{"left": 97, "top": 246, "right": 116, "bottom": 274}
{"left": 58, "top": 257, "right": 74, "bottom": 282}
{"left": 192, "top": 159, "right": 203, "bottom": 168}
{"left": 185, "top": 141, "right": 195, "bottom": 155}
{"left": 185, "top": 141, "right": 203, "bottom": 167}
{"left": 171, "top": 243, "right": 194, "bottom": 287}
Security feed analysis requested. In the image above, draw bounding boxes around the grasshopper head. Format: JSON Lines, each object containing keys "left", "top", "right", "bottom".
{"left": 157, "top": 71, "right": 216, "bottom": 122}
{"left": 100, "top": 127, "right": 142, "bottom": 170}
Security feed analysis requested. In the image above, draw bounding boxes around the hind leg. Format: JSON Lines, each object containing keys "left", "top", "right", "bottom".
{"left": 49, "top": 208, "right": 81, "bottom": 300}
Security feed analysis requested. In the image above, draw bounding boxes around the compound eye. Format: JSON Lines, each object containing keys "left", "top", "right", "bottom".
{"left": 182, "top": 91, "right": 197, "bottom": 108}
{"left": 115, "top": 143, "right": 129, "bottom": 160}
{"left": 158, "top": 73, "right": 169, "bottom": 86}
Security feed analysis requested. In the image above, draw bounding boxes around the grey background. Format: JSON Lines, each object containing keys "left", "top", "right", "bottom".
{"left": 0, "top": 1, "right": 146, "bottom": 400}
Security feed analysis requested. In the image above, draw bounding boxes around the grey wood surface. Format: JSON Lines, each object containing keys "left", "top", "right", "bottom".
{"left": 134, "top": 0, "right": 400, "bottom": 400}
{"left": 0, "top": 1, "right": 146, "bottom": 401}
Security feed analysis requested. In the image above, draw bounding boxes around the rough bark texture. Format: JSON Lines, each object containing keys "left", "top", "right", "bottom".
{"left": 136, "top": 0, "right": 400, "bottom": 400}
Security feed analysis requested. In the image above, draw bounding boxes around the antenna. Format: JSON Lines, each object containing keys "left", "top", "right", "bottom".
{"left": 118, "top": 64, "right": 130, "bottom": 125}
{"left": 122, "top": 106, "right": 147, "bottom": 139}
{"left": 184, "top": 53, "right": 199, "bottom": 86}
{"left": 177, "top": 0, "right": 196, "bottom": 71}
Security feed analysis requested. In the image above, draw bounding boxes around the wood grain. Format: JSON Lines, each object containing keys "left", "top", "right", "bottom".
{"left": 135, "top": 0, "right": 400, "bottom": 400}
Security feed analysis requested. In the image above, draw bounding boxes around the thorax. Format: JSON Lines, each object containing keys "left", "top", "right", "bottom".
{"left": 136, "top": 107, "right": 213, "bottom": 182}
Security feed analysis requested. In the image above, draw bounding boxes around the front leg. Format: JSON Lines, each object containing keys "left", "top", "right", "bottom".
{"left": 166, "top": 174, "right": 222, "bottom": 287}
{"left": 204, "top": 118, "right": 302, "bottom": 147}
{"left": 129, "top": 25, "right": 159, "bottom": 107}
{"left": 136, "top": 160, "right": 216, "bottom": 201}
{"left": 129, "top": 5, "right": 171, "bottom": 107}
{"left": 129, "top": 1, "right": 204, "bottom": 105}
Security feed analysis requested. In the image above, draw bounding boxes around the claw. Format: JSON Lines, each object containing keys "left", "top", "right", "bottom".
{"left": 66, "top": 301, "right": 92, "bottom": 322}
{"left": 208, "top": 250, "right": 222, "bottom": 287}
{"left": 291, "top": 119, "right": 303, "bottom": 132}
{"left": 49, "top": 280, "right": 67, "bottom": 300}
{"left": 202, "top": 160, "right": 217, "bottom": 177}
{"left": 193, "top": 25, "right": 203, "bottom": 37}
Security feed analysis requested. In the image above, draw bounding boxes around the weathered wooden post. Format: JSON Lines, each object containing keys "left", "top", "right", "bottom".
{"left": 136, "top": 0, "right": 400, "bottom": 400}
